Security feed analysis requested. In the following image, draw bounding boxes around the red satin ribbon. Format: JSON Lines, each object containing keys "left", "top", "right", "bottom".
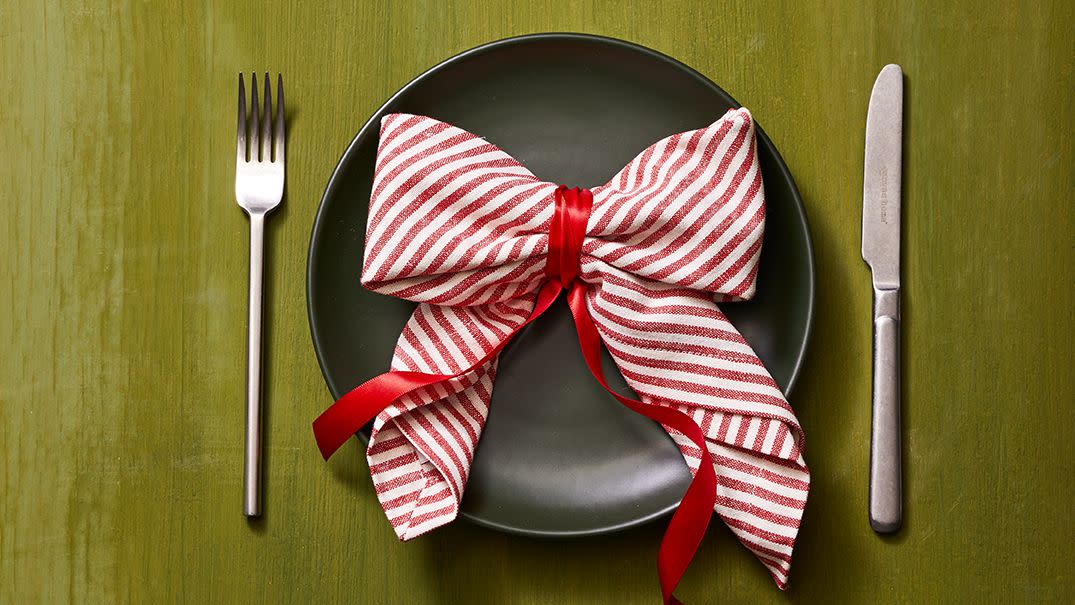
{"left": 313, "top": 186, "right": 715, "bottom": 605}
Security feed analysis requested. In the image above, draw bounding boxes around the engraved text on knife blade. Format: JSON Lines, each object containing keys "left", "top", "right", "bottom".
{"left": 879, "top": 166, "right": 888, "bottom": 225}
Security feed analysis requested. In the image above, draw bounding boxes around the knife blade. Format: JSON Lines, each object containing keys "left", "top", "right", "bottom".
{"left": 862, "top": 63, "right": 903, "bottom": 534}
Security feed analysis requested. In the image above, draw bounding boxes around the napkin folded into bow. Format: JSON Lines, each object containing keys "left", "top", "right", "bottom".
{"left": 314, "top": 108, "right": 809, "bottom": 602}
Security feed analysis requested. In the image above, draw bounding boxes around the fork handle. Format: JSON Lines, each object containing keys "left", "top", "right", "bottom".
{"left": 244, "top": 212, "right": 266, "bottom": 517}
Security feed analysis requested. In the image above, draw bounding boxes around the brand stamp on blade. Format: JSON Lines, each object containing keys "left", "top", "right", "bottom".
{"left": 880, "top": 167, "right": 889, "bottom": 224}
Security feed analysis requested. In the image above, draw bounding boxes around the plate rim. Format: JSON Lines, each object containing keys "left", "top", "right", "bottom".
{"left": 306, "top": 32, "right": 816, "bottom": 537}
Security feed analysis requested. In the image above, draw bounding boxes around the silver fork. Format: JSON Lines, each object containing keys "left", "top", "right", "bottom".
{"left": 236, "top": 73, "right": 284, "bottom": 517}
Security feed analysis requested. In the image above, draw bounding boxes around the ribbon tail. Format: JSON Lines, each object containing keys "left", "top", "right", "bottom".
{"left": 312, "top": 281, "right": 565, "bottom": 460}
{"left": 566, "top": 284, "right": 716, "bottom": 605}
{"left": 313, "top": 370, "right": 454, "bottom": 460}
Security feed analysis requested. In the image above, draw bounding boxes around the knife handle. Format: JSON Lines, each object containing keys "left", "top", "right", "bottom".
{"left": 870, "top": 288, "right": 901, "bottom": 533}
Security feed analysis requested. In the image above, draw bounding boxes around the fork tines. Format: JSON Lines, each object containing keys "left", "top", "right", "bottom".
{"left": 237, "top": 73, "right": 285, "bottom": 164}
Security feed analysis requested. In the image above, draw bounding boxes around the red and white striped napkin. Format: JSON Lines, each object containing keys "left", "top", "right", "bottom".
{"left": 354, "top": 108, "right": 809, "bottom": 587}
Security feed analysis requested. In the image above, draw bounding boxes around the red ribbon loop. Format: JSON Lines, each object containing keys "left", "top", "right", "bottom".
{"left": 313, "top": 183, "right": 711, "bottom": 605}
{"left": 545, "top": 185, "right": 593, "bottom": 287}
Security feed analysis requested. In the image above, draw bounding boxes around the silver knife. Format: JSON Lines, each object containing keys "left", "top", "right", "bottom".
{"left": 862, "top": 64, "right": 903, "bottom": 533}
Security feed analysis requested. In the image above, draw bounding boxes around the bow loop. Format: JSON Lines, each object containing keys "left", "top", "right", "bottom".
{"left": 582, "top": 108, "right": 765, "bottom": 300}
{"left": 361, "top": 113, "right": 558, "bottom": 306}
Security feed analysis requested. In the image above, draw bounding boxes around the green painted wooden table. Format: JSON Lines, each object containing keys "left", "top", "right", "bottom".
{"left": 3, "top": 1, "right": 1073, "bottom": 603}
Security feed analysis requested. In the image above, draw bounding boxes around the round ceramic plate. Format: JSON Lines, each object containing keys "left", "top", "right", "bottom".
{"left": 308, "top": 33, "right": 814, "bottom": 537}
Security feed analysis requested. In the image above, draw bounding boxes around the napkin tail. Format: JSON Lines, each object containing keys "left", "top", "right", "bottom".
{"left": 661, "top": 426, "right": 808, "bottom": 586}
{"left": 583, "top": 270, "right": 810, "bottom": 588}
{"left": 366, "top": 298, "right": 536, "bottom": 541}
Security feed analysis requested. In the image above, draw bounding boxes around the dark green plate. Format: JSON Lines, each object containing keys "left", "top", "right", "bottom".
{"left": 307, "top": 33, "right": 814, "bottom": 537}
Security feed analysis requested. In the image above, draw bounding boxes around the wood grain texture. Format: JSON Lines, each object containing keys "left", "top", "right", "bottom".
{"left": 2, "top": 1, "right": 1072, "bottom": 603}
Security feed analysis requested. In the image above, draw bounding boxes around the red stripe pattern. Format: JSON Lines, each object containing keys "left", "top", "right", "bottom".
{"left": 358, "top": 109, "right": 808, "bottom": 587}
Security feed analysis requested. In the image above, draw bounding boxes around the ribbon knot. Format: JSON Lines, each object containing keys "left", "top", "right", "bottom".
{"left": 313, "top": 109, "right": 809, "bottom": 605}
{"left": 545, "top": 186, "right": 593, "bottom": 287}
